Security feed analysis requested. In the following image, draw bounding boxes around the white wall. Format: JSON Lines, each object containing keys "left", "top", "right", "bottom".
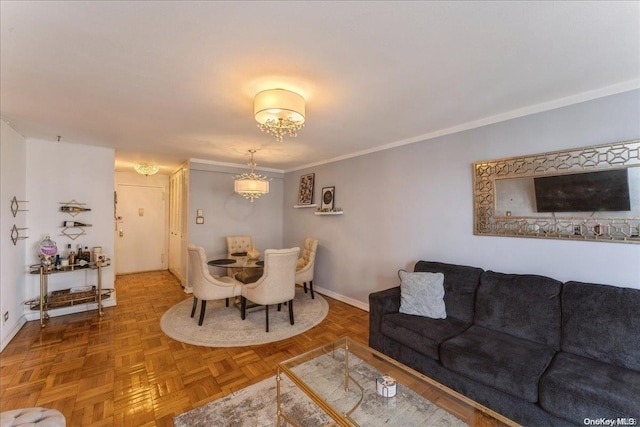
{"left": 187, "top": 161, "right": 284, "bottom": 258}
{"left": 24, "top": 138, "right": 116, "bottom": 320}
{"left": 0, "top": 120, "right": 27, "bottom": 351}
{"left": 283, "top": 90, "right": 640, "bottom": 309}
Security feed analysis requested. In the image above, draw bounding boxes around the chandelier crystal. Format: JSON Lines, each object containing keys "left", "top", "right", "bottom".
{"left": 234, "top": 150, "right": 270, "bottom": 202}
{"left": 134, "top": 163, "right": 160, "bottom": 176}
{"left": 254, "top": 89, "right": 305, "bottom": 142}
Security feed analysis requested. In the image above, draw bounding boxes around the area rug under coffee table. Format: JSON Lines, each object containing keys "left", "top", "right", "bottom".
{"left": 174, "top": 347, "right": 468, "bottom": 427}
{"left": 160, "top": 287, "right": 329, "bottom": 347}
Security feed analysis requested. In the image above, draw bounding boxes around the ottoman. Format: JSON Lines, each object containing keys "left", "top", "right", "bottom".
{"left": 0, "top": 407, "right": 65, "bottom": 427}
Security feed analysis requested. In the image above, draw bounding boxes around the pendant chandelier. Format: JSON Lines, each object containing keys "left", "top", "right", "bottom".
{"left": 254, "top": 89, "right": 305, "bottom": 142}
{"left": 234, "top": 150, "right": 269, "bottom": 202}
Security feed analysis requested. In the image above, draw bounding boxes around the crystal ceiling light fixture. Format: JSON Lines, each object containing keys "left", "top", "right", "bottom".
{"left": 134, "top": 163, "right": 160, "bottom": 176}
{"left": 234, "top": 149, "right": 270, "bottom": 202}
{"left": 254, "top": 88, "right": 305, "bottom": 142}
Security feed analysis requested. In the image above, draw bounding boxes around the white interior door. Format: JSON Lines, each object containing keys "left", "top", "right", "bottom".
{"left": 115, "top": 184, "right": 166, "bottom": 274}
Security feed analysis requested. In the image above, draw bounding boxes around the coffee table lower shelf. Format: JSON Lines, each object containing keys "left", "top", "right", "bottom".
{"left": 276, "top": 337, "right": 519, "bottom": 427}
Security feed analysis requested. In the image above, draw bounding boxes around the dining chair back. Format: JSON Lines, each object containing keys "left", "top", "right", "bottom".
{"left": 241, "top": 247, "right": 300, "bottom": 332}
{"left": 187, "top": 244, "right": 242, "bottom": 326}
{"left": 295, "top": 238, "right": 318, "bottom": 298}
{"left": 226, "top": 235, "right": 253, "bottom": 255}
{"left": 225, "top": 235, "right": 254, "bottom": 278}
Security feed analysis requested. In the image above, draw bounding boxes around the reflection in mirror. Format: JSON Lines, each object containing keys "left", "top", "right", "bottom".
{"left": 474, "top": 140, "right": 640, "bottom": 243}
{"left": 495, "top": 167, "right": 640, "bottom": 219}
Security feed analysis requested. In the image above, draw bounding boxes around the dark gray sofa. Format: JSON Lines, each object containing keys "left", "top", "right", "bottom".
{"left": 369, "top": 261, "right": 640, "bottom": 426}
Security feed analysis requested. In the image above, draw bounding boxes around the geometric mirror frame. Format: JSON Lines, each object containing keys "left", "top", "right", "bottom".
{"left": 473, "top": 139, "right": 640, "bottom": 244}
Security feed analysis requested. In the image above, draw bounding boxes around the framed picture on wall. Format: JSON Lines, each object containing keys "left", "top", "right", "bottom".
{"left": 297, "top": 173, "right": 315, "bottom": 205}
{"left": 321, "top": 186, "right": 335, "bottom": 211}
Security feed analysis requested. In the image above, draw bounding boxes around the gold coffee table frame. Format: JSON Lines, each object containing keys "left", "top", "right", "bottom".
{"left": 276, "top": 337, "right": 520, "bottom": 427}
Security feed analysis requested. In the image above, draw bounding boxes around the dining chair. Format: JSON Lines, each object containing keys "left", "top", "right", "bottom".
{"left": 226, "top": 235, "right": 253, "bottom": 255}
{"left": 225, "top": 235, "right": 254, "bottom": 278}
{"left": 187, "top": 244, "right": 242, "bottom": 326}
{"left": 295, "top": 238, "right": 318, "bottom": 299}
{"left": 240, "top": 247, "right": 300, "bottom": 332}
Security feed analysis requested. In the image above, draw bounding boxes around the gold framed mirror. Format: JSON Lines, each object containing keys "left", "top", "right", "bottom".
{"left": 473, "top": 139, "right": 639, "bottom": 244}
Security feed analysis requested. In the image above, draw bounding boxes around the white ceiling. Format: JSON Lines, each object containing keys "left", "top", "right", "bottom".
{"left": 1, "top": 1, "right": 639, "bottom": 173}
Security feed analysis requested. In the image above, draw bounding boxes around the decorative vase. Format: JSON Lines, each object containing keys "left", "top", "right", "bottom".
{"left": 247, "top": 245, "right": 260, "bottom": 260}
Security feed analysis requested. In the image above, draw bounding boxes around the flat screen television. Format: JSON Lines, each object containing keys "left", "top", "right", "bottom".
{"left": 534, "top": 169, "right": 631, "bottom": 213}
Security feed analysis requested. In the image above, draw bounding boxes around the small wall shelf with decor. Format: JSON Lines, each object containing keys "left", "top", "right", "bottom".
{"left": 59, "top": 200, "right": 91, "bottom": 239}
{"left": 293, "top": 204, "right": 317, "bottom": 209}
{"left": 315, "top": 211, "right": 343, "bottom": 216}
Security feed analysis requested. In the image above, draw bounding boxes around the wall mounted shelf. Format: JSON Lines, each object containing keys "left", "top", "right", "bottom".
{"left": 60, "top": 200, "right": 91, "bottom": 217}
{"left": 59, "top": 225, "right": 92, "bottom": 240}
{"left": 10, "top": 196, "right": 29, "bottom": 245}
{"left": 10, "top": 196, "right": 29, "bottom": 217}
{"left": 293, "top": 204, "right": 317, "bottom": 209}
{"left": 11, "top": 224, "right": 29, "bottom": 245}
{"left": 59, "top": 200, "right": 91, "bottom": 239}
{"left": 315, "top": 211, "right": 344, "bottom": 216}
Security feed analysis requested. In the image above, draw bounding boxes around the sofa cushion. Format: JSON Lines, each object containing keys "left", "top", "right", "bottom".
{"left": 381, "top": 312, "right": 470, "bottom": 360}
{"left": 439, "top": 325, "right": 556, "bottom": 402}
{"left": 561, "top": 281, "right": 640, "bottom": 371}
{"left": 540, "top": 351, "right": 640, "bottom": 423}
{"left": 414, "top": 261, "right": 483, "bottom": 323}
{"left": 398, "top": 270, "right": 446, "bottom": 319}
{"left": 475, "top": 271, "right": 562, "bottom": 349}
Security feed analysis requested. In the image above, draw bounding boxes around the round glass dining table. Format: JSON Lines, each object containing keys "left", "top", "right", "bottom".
{"left": 207, "top": 253, "right": 264, "bottom": 283}
{"left": 207, "top": 253, "right": 264, "bottom": 268}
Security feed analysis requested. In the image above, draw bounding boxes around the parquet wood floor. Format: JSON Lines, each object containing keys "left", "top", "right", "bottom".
{"left": 0, "top": 271, "right": 369, "bottom": 426}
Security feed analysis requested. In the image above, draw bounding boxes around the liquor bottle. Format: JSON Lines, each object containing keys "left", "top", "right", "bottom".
{"left": 84, "top": 246, "right": 90, "bottom": 262}
{"left": 60, "top": 206, "right": 91, "bottom": 213}
{"left": 63, "top": 221, "right": 91, "bottom": 227}
{"left": 69, "top": 251, "right": 76, "bottom": 266}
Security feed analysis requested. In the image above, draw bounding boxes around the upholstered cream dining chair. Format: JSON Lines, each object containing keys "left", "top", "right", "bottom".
{"left": 226, "top": 235, "right": 253, "bottom": 255}
{"left": 295, "top": 238, "right": 318, "bottom": 299}
{"left": 240, "top": 247, "right": 300, "bottom": 332}
{"left": 225, "top": 235, "right": 254, "bottom": 278}
{"left": 187, "top": 244, "right": 242, "bottom": 326}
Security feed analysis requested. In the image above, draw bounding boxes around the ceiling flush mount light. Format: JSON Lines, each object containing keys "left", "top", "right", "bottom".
{"left": 254, "top": 89, "right": 305, "bottom": 142}
{"left": 134, "top": 163, "right": 160, "bottom": 176}
{"left": 234, "top": 150, "right": 270, "bottom": 202}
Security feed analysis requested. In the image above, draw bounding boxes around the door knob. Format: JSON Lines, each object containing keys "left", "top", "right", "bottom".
{"left": 119, "top": 229, "right": 124, "bottom": 237}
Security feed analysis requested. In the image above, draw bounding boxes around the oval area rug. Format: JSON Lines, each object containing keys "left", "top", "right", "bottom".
{"left": 160, "top": 287, "right": 329, "bottom": 347}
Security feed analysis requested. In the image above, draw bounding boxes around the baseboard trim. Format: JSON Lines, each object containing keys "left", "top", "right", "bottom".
{"left": 313, "top": 285, "right": 369, "bottom": 312}
{"left": 0, "top": 316, "right": 27, "bottom": 353}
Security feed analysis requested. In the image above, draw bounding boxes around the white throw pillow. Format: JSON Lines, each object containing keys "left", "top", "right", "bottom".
{"left": 398, "top": 270, "right": 447, "bottom": 319}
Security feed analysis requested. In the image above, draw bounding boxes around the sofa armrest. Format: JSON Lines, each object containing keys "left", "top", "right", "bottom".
{"left": 369, "top": 286, "right": 401, "bottom": 351}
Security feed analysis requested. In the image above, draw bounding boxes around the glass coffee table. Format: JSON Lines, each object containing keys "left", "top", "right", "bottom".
{"left": 277, "top": 337, "right": 519, "bottom": 427}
